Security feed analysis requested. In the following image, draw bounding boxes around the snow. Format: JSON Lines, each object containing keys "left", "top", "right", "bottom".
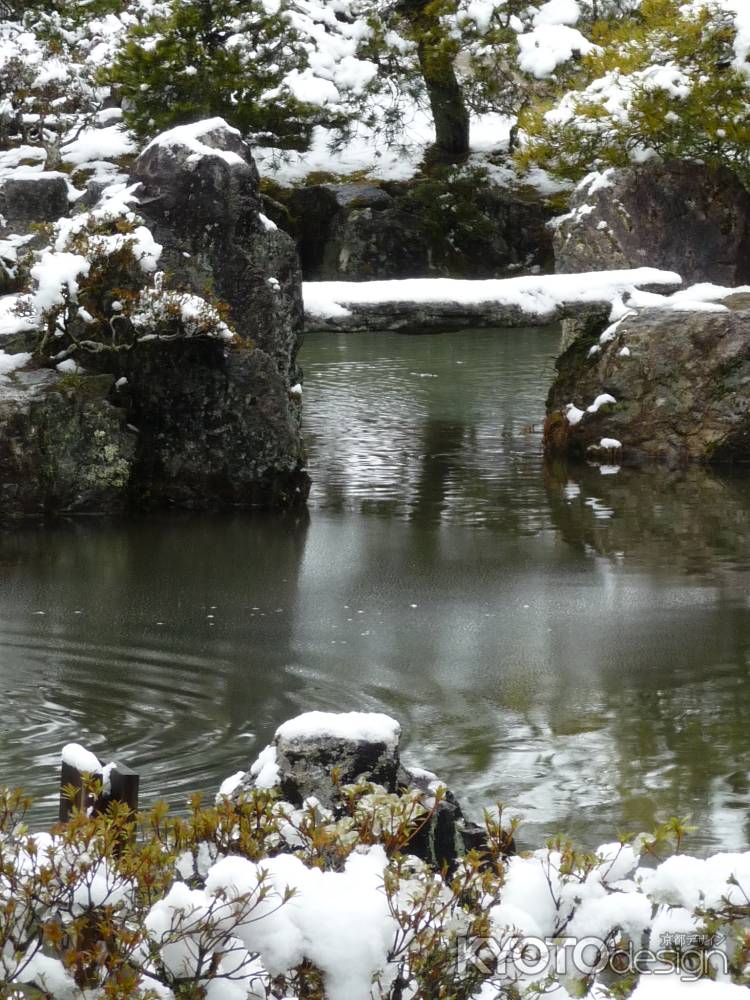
{"left": 30, "top": 251, "right": 90, "bottom": 314}
{"left": 533, "top": 0, "right": 581, "bottom": 26}
{"left": 56, "top": 358, "right": 83, "bottom": 374}
{"left": 565, "top": 403, "right": 585, "bottom": 426}
{"left": 248, "top": 744, "right": 281, "bottom": 789}
{"left": 587, "top": 394, "right": 617, "bottom": 414}
{"left": 217, "top": 770, "right": 245, "bottom": 799}
{"left": 731, "top": 3, "right": 750, "bottom": 77}
{"left": 142, "top": 118, "right": 246, "bottom": 167}
{"left": 61, "top": 124, "right": 136, "bottom": 167}
{"left": 61, "top": 742, "right": 101, "bottom": 773}
{"left": 518, "top": 24, "right": 596, "bottom": 79}
{"left": 204, "top": 846, "right": 393, "bottom": 1000}
{"left": 625, "top": 282, "right": 750, "bottom": 313}
{"left": 0, "top": 350, "right": 30, "bottom": 375}
{"left": 645, "top": 852, "right": 750, "bottom": 910}
{"left": 255, "top": 112, "right": 517, "bottom": 186}
{"left": 303, "top": 269, "right": 682, "bottom": 324}
{"left": 275, "top": 710, "right": 401, "bottom": 746}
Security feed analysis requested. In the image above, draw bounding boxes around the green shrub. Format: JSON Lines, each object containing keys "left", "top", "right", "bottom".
{"left": 517, "top": 0, "right": 750, "bottom": 186}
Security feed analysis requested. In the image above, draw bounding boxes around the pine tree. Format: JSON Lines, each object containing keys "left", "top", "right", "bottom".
{"left": 106, "top": 0, "right": 335, "bottom": 148}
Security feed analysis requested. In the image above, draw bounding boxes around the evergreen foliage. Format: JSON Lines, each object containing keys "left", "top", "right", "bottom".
{"left": 517, "top": 0, "right": 750, "bottom": 186}
{"left": 104, "top": 0, "right": 332, "bottom": 149}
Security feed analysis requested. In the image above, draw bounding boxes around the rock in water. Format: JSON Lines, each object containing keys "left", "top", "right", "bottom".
{"left": 123, "top": 119, "right": 308, "bottom": 508}
{"left": 0, "top": 371, "right": 134, "bottom": 523}
{"left": 555, "top": 160, "right": 750, "bottom": 287}
{"left": 231, "top": 711, "right": 506, "bottom": 869}
{"left": 545, "top": 297, "right": 750, "bottom": 465}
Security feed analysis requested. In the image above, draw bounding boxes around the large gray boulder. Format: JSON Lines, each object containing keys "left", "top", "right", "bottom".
{"left": 130, "top": 119, "right": 303, "bottom": 382}
{"left": 545, "top": 296, "right": 750, "bottom": 465}
{"left": 554, "top": 160, "right": 750, "bottom": 287}
{"left": 118, "top": 119, "right": 308, "bottom": 509}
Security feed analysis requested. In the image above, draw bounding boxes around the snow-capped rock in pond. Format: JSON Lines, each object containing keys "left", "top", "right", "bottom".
{"left": 545, "top": 287, "right": 750, "bottom": 465}
{"left": 229, "top": 710, "right": 503, "bottom": 869}
{"left": 130, "top": 118, "right": 303, "bottom": 382}
{"left": 554, "top": 160, "right": 750, "bottom": 288}
{"left": 261, "top": 710, "right": 402, "bottom": 807}
{"left": 113, "top": 118, "right": 308, "bottom": 509}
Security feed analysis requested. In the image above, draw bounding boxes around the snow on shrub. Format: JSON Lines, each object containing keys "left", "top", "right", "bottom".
{"left": 2, "top": 776, "right": 750, "bottom": 999}
{"left": 13, "top": 182, "right": 239, "bottom": 365}
{"left": 518, "top": 0, "right": 750, "bottom": 186}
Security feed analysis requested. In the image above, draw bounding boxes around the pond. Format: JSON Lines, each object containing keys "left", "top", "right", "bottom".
{"left": 3, "top": 327, "right": 750, "bottom": 852}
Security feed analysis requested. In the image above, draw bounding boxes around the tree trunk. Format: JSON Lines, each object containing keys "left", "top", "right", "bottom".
{"left": 398, "top": 0, "right": 470, "bottom": 162}
{"left": 417, "top": 38, "right": 470, "bottom": 161}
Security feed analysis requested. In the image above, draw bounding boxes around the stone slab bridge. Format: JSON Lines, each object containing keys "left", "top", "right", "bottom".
{"left": 303, "top": 269, "right": 682, "bottom": 333}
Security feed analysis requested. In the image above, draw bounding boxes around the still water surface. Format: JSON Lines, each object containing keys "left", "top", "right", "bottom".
{"left": 3, "top": 328, "right": 750, "bottom": 851}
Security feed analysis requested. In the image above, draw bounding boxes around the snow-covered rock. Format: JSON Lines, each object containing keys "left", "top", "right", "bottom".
{"left": 105, "top": 118, "right": 310, "bottom": 510}
{"left": 303, "top": 268, "right": 681, "bottom": 333}
{"left": 229, "top": 710, "right": 498, "bottom": 869}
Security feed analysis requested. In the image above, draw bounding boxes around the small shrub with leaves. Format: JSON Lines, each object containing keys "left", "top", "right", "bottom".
{"left": 13, "top": 188, "right": 239, "bottom": 370}
{"left": 2, "top": 772, "right": 749, "bottom": 1000}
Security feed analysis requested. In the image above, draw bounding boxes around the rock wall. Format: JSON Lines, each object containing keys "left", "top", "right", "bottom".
{"left": 270, "top": 172, "right": 553, "bottom": 281}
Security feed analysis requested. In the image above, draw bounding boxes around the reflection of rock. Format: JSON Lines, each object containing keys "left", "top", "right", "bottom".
{"left": 554, "top": 161, "right": 750, "bottom": 286}
{"left": 544, "top": 459, "right": 750, "bottom": 577}
{"left": 545, "top": 301, "right": 750, "bottom": 465}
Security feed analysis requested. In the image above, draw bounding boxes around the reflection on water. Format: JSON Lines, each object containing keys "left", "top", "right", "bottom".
{"left": 1, "top": 328, "right": 750, "bottom": 852}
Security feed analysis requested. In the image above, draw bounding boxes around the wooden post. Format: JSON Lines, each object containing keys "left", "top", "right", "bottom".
{"left": 98, "top": 763, "right": 139, "bottom": 816}
{"left": 59, "top": 759, "right": 139, "bottom": 822}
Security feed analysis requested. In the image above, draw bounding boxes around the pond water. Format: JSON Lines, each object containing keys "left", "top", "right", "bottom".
{"left": 3, "top": 327, "right": 750, "bottom": 852}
